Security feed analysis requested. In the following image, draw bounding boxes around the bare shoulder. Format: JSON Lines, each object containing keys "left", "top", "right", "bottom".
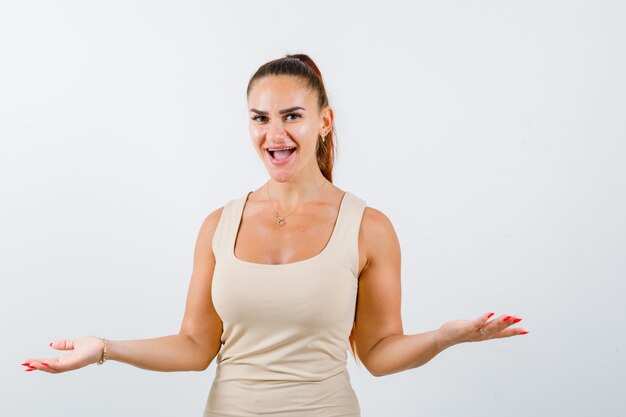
{"left": 197, "top": 206, "right": 225, "bottom": 255}
{"left": 178, "top": 204, "right": 226, "bottom": 370}
{"left": 201, "top": 205, "right": 225, "bottom": 231}
{"left": 360, "top": 206, "right": 401, "bottom": 269}
{"left": 362, "top": 206, "right": 395, "bottom": 229}
{"left": 354, "top": 204, "right": 403, "bottom": 375}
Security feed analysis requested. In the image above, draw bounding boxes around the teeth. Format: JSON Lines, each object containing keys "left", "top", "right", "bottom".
{"left": 268, "top": 147, "right": 296, "bottom": 151}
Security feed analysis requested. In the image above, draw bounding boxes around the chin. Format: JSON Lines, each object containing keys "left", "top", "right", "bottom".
{"left": 268, "top": 171, "right": 295, "bottom": 183}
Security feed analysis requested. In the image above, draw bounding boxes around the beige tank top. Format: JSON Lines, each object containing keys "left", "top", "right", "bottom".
{"left": 204, "top": 190, "right": 367, "bottom": 416}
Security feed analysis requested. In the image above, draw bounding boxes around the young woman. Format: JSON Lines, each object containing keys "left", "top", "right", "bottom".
{"left": 22, "top": 54, "right": 528, "bottom": 416}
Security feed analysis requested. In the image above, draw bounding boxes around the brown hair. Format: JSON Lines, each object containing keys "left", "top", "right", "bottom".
{"left": 246, "top": 53, "right": 337, "bottom": 184}
{"left": 247, "top": 54, "right": 362, "bottom": 367}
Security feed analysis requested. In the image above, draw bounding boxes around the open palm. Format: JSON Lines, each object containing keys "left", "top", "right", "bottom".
{"left": 22, "top": 336, "right": 104, "bottom": 374}
{"left": 439, "top": 312, "right": 528, "bottom": 348}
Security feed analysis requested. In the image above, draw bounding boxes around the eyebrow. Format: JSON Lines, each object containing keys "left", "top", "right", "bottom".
{"left": 249, "top": 106, "right": 306, "bottom": 115}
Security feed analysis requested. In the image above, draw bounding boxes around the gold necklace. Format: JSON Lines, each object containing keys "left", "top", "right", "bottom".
{"left": 266, "top": 178, "right": 328, "bottom": 226}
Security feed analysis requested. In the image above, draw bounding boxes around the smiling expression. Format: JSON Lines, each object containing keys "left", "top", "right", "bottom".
{"left": 248, "top": 75, "right": 332, "bottom": 182}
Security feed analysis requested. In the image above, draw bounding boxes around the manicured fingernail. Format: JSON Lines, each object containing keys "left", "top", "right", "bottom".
{"left": 49, "top": 342, "right": 53, "bottom": 347}
{"left": 512, "top": 317, "right": 522, "bottom": 323}
{"left": 21, "top": 362, "right": 31, "bottom": 366}
{"left": 487, "top": 312, "right": 494, "bottom": 318}
{"left": 41, "top": 362, "right": 49, "bottom": 367}
{"left": 520, "top": 330, "right": 529, "bottom": 335}
{"left": 503, "top": 316, "right": 512, "bottom": 321}
{"left": 25, "top": 368, "right": 35, "bottom": 372}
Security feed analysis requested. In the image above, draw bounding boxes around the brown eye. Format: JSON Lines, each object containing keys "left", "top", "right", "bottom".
{"left": 251, "top": 115, "right": 267, "bottom": 122}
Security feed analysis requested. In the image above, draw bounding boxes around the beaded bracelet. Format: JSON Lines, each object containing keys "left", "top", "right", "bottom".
{"left": 96, "top": 338, "right": 108, "bottom": 365}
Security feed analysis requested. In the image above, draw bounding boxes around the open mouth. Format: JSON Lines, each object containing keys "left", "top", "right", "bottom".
{"left": 267, "top": 147, "right": 296, "bottom": 162}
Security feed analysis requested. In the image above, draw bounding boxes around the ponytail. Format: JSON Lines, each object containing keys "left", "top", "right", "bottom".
{"left": 246, "top": 53, "right": 336, "bottom": 183}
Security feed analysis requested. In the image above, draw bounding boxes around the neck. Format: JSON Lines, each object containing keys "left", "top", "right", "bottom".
{"left": 266, "top": 172, "right": 328, "bottom": 212}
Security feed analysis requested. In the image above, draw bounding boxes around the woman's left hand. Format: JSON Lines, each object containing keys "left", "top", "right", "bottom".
{"left": 438, "top": 312, "right": 528, "bottom": 348}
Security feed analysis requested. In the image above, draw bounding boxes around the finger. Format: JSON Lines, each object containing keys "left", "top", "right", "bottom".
{"left": 502, "top": 315, "right": 523, "bottom": 326}
{"left": 21, "top": 358, "right": 45, "bottom": 369}
{"left": 491, "top": 327, "right": 529, "bottom": 339}
{"left": 25, "top": 359, "right": 59, "bottom": 373}
{"left": 486, "top": 315, "right": 521, "bottom": 333}
{"left": 50, "top": 340, "right": 75, "bottom": 350}
{"left": 22, "top": 360, "right": 37, "bottom": 371}
{"left": 22, "top": 360, "right": 44, "bottom": 371}
{"left": 477, "top": 311, "right": 495, "bottom": 325}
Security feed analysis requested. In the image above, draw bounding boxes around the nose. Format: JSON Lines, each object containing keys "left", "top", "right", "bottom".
{"left": 266, "top": 118, "right": 288, "bottom": 140}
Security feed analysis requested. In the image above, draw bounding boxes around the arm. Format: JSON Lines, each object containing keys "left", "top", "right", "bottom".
{"left": 107, "top": 207, "right": 226, "bottom": 372}
{"left": 106, "top": 334, "right": 215, "bottom": 372}
{"left": 25, "top": 207, "right": 225, "bottom": 374}
{"left": 355, "top": 208, "right": 451, "bottom": 377}
{"left": 354, "top": 208, "right": 527, "bottom": 378}
{"left": 361, "top": 331, "right": 449, "bottom": 377}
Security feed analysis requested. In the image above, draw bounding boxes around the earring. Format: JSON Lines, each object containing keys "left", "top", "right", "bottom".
{"left": 321, "top": 131, "right": 326, "bottom": 143}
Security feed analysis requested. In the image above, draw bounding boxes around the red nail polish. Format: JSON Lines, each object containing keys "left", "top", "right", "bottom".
{"left": 503, "top": 316, "right": 511, "bottom": 321}
{"left": 42, "top": 362, "right": 49, "bottom": 367}
{"left": 49, "top": 342, "right": 53, "bottom": 347}
{"left": 520, "top": 331, "right": 529, "bottom": 335}
{"left": 21, "top": 362, "right": 31, "bottom": 366}
{"left": 487, "top": 312, "right": 494, "bottom": 318}
{"left": 513, "top": 318, "right": 522, "bottom": 323}
{"left": 25, "top": 368, "right": 35, "bottom": 372}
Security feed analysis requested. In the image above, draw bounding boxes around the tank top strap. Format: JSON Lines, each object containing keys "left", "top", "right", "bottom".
{"left": 330, "top": 191, "right": 367, "bottom": 277}
{"left": 211, "top": 192, "right": 251, "bottom": 261}
{"left": 212, "top": 190, "right": 367, "bottom": 272}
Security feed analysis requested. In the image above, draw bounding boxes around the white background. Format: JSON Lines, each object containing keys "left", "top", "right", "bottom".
{"left": 1, "top": 1, "right": 624, "bottom": 416}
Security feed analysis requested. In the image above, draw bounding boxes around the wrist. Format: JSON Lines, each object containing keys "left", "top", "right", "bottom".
{"left": 96, "top": 338, "right": 108, "bottom": 365}
{"left": 435, "top": 328, "right": 454, "bottom": 351}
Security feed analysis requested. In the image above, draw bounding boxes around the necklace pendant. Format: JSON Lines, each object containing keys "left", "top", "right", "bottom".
{"left": 277, "top": 218, "right": 286, "bottom": 226}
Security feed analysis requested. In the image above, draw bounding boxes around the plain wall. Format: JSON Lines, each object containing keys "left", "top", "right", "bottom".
{"left": 1, "top": 1, "right": 624, "bottom": 416}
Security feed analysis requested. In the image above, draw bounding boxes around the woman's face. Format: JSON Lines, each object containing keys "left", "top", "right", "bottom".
{"left": 247, "top": 75, "right": 331, "bottom": 183}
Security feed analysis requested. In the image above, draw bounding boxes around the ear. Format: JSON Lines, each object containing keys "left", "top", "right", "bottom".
{"left": 320, "top": 106, "right": 334, "bottom": 133}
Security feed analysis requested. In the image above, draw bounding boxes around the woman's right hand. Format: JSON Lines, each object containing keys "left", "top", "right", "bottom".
{"left": 22, "top": 336, "right": 105, "bottom": 374}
